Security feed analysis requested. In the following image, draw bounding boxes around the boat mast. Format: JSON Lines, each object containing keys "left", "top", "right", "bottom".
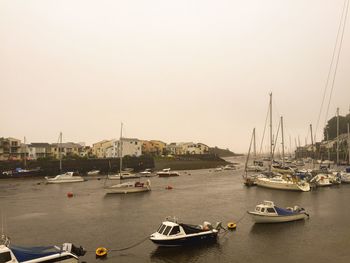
{"left": 348, "top": 122, "right": 350, "bottom": 165}
{"left": 253, "top": 128, "right": 256, "bottom": 160}
{"left": 59, "top": 132, "right": 62, "bottom": 171}
{"left": 281, "top": 116, "right": 285, "bottom": 166}
{"left": 310, "top": 124, "right": 314, "bottom": 168}
{"left": 23, "top": 136, "right": 27, "bottom": 168}
{"left": 337, "top": 108, "right": 339, "bottom": 165}
{"left": 244, "top": 128, "right": 254, "bottom": 176}
{"left": 119, "top": 122, "right": 123, "bottom": 175}
{"left": 269, "top": 93, "right": 273, "bottom": 171}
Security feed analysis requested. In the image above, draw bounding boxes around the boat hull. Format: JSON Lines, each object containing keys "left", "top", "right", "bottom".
{"left": 150, "top": 232, "right": 218, "bottom": 247}
{"left": 248, "top": 212, "right": 307, "bottom": 223}
{"left": 105, "top": 187, "right": 151, "bottom": 194}
{"left": 157, "top": 173, "right": 179, "bottom": 177}
{"left": 45, "top": 178, "right": 84, "bottom": 184}
{"left": 256, "top": 178, "right": 310, "bottom": 191}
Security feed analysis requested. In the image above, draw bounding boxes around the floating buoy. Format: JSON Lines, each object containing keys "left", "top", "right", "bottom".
{"left": 227, "top": 222, "right": 237, "bottom": 230}
{"left": 95, "top": 247, "right": 108, "bottom": 258}
{"left": 165, "top": 185, "right": 173, "bottom": 190}
{"left": 67, "top": 192, "right": 74, "bottom": 198}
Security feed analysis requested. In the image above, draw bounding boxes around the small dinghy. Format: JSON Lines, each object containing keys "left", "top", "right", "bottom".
{"left": 150, "top": 217, "right": 222, "bottom": 246}
{"left": 248, "top": 201, "right": 309, "bottom": 223}
{"left": 0, "top": 234, "right": 85, "bottom": 263}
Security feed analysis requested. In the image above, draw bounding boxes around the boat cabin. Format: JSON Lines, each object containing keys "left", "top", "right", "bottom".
{"left": 254, "top": 201, "right": 278, "bottom": 215}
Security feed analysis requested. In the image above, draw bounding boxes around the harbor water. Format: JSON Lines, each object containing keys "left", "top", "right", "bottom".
{"left": 1, "top": 158, "right": 350, "bottom": 263}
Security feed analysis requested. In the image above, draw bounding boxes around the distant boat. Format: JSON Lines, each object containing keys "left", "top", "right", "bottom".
{"left": 310, "top": 174, "right": 333, "bottom": 187}
{"left": 157, "top": 168, "right": 180, "bottom": 177}
{"left": 0, "top": 234, "right": 86, "bottom": 263}
{"left": 45, "top": 172, "right": 84, "bottom": 184}
{"left": 139, "top": 168, "right": 154, "bottom": 177}
{"left": 248, "top": 200, "right": 309, "bottom": 223}
{"left": 150, "top": 217, "right": 222, "bottom": 246}
{"left": 105, "top": 180, "right": 151, "bottom": 194}
{"left": 87, "top": 170, "right": 100, "bottom": 175}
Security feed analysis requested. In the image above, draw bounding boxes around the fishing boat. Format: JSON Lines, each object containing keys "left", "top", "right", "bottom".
{"left": 157, "top": 168, "right": 180, "bottom": 177}
{"left": 248, "top": 201, "right": 309, "bottom": 223}
{"left": 150, "top": 217, "right": 222, "bottom": 246}
{"left": 105, "top": 180, "right": 151, "bottom": 194}
{"left": 256, "top": 175, "right": 310, "bottom": 191}
{"left": 0, "top": 234, "right": 85, "bottom": 263}
{"left": 45, "top": 172, "right": 84, "bottom": 184}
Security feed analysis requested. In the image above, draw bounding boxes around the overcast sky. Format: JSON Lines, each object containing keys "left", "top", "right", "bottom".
{"left": 1, "top": 0, "right": 349, "bottom": 153}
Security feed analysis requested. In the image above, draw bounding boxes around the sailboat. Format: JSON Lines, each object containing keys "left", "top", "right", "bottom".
{"left": 45, "top": 132, "right": 84, "bottom": 184}
{"left": 105, "top": 123, "right": 151, "bottom": 194}
{"left": 255, "top": 94, "right": 310, "bottom": 192}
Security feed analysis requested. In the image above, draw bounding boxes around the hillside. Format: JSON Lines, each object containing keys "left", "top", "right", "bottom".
{"left": 209, "top": 147, "right": 240, "bottom": 157}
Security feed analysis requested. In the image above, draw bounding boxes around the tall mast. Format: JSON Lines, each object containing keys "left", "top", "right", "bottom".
{"left": 253, "top": 128, "right": 256, "bottom": 160}
{"left": 119, "top": 122, "right": 123, "bottom": 175}
{"left": 244, "top": 128, "right": 254, "bottom": 175}
{"left": 337, "top": 108, "right": 339, "bottom": 165}
{"left": 310, "top": 124, "right": 314, "bottom": 168}
{"left": 289, "top": 135, "right": 292, "bottom": 158}
{"left": 23, "top": 136, "right": 27, "bottom": 168}
{"left": 269, "top": 92, "right": 273, "bottom": 170}
{"left": 59, "top": 132, "right": 62, "bottom": 171}
{"left": 327, "top": 130, "right": 330, "bottom": 161}
{"left": 281, "top": 116, "right": 285, "bottom": 165}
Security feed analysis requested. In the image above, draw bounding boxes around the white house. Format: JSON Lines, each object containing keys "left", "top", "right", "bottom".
{"left": 106, "top": 138, "right": 142, "bottom": 158}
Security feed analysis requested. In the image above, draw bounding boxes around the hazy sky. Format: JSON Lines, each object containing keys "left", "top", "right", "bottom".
{"left": 1, "top": 0, "right": 349, "bottom": 153}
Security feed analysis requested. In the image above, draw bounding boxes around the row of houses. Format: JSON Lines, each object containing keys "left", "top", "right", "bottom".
{"left": 0, "top": 137, "right": 210, "bottom": 161}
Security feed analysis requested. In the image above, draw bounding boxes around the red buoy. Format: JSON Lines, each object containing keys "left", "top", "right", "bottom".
{"left": 165, "top": 186, "right": 173, "bottom": 190}
{"left": 67, "top": 192, "right": 74, "bottom": 198}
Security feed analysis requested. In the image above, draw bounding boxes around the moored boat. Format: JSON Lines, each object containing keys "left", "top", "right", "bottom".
{"left": 105, "top": 179, "right": 151, "bottom": 194}
{"left": 157, "top": 168, "right": 180, "bottom": 177}
{"left": 256, "top": 176, "right": 310, "bottom": 192}
{"left": 87, "top": 169, "right": 100, "bottom": 175}
{"left": 150, "top": 217, "right": 222, "bottom": 246}
{"left": 45, "top": 172, "right": 85, "bottom": 184}
{"left": 0, "top": 234, "right": 85, "bottom": 263}
{"left": 310, "top": 174, "right": 332, "bottom": 187}
{"left": 248, "top": 201, "right": 309, "bottom": 223}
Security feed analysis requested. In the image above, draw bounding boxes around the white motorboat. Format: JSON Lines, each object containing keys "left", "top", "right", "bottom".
{"left": 139, "top": 169, "right": 154, "bottom": 177}
{"left": 310, "top": 174, "right": 332, "bottom": 187}
{"left": 87, "top": 170, "right": 100, "bottom": 175}
{"left": 223, "top": 165, "right": 236, "bottom": 170}
{"left": 45, "top": 172, "right": 85, "bottom": 184}
{"left": 248, "top": 201, "right": 309, "bottom": 223}
{"left": 150, "top": 217, "right": 222, "bottom": 246}
{"left": 256, "top": 176, "right": 310, "bottom": 192}
{"left": 0, "top": 234, "right": 85, "bottom": 263}
{"left": 157, "top": 168, "right": 180, "bottom": 177}
{"left": 105, "top": 180, "right": 151, "bottom": 194}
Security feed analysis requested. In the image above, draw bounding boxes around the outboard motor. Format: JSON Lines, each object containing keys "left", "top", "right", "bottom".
{"left": 62, "top": 243, "right": 86, "bottom": 257}
{"left": 214, "top": 222, "right": 223, "bottom": 230}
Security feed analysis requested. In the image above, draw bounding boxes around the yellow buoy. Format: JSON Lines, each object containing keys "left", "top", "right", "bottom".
{"left": 95, "top": 247, "right": 108, "bottom": 258}
{"left": 227, "top": 222, "right": 237, "bottom": 230}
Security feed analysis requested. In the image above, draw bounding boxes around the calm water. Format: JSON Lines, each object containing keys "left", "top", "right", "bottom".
{"left": 1, "top": 157, "right": 350, "bottom": 263}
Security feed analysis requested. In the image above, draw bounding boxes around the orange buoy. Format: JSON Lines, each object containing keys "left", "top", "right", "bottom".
{"left": 67, "top": 192, "right": 74, "bottom": 198}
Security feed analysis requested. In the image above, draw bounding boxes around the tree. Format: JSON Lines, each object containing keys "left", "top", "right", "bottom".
{"left": 324, "top": 113, "right": 350, "bottom": 140}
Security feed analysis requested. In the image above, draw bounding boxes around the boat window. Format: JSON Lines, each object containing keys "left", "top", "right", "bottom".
{"left": 267, "top": 208, "right": 276, "bottom": 213}
{"left": 261, "top": 208, "right": 266, "bottom": 213}
{"left": 255, "top": 207, "right": 260, "bottom": 212}
{"left": 158, "top": 224, "right": 166, "bottom": 234}
{"left": 169, "top": 226, "right": 180, "bottom": 235}
{"left": 0, "top": 252, "right": 12, "bottom": 263}
{"left": 163, "top": 226, "right": 172, "bottom": 236}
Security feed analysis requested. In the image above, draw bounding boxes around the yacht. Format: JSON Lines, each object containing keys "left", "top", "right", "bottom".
{"left": 248, "top": 201, "right": 309, "bottom": 223}
{"left": 310, "top": 174, "right": 332, "bottom": 187}
{"left": 107, "top": 172, "right": 140, "bottom": 180}
{"left": 256, "top": 175, "right": 310, "bottom": 191}
{"left": 150, "top": 217, "right": 222, "bottom": 246}
{"left": 45, "top": 172, "right": 85, "bottom": 184}
{"left": 105, "top": 180, "right": 151, "bottom": 194}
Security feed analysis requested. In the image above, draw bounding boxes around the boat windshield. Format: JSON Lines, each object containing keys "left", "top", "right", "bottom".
{"left": 266, "top": 208, "right": 276, "bottom": 213}
{"left": 0, "top": 251, "right": 12, "bottom": 263}
{"left": 163, "top": 226, "right": 172, "bottom": 236}
{"left": 169, "top": 226, "right": 180, "bottom": 235}
{"left": 157, "top": 224, "right": 166, "bottom": 234}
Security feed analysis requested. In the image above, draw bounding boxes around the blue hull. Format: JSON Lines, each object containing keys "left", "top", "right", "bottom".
{"left": 151, "top": 232, "right": 218, "bottom": 247}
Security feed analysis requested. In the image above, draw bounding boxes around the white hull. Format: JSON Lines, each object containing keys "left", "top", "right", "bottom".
{"left": 45, "top": 172, "right": 84, "bottom": 184}
{"left": 108, "top": 173, "right": 140, "bottom": 180}
{"left": 248, "top": 212, "right": 307, "bottom": 223}
{"left": 256, "top": 178, "right": 310, "bottom": 192}
{"left": 105, "top": 187, "right": 151, "bottom": 194}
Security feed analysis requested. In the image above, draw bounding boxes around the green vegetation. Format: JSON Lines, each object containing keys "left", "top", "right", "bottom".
{"left": 324, "top": 113, "right": 350, "bottom": 140}
{"left": 209, "top": 146, "right": 239, "bottom": 157}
